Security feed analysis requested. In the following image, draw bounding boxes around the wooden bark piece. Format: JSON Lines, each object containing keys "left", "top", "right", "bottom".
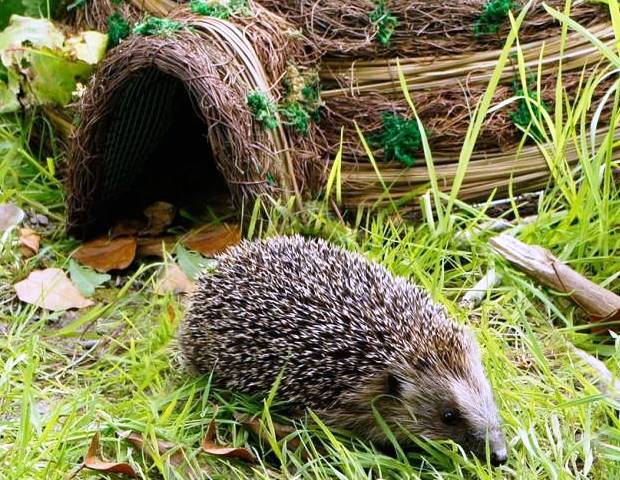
{"left": 490, "top": 234, "right": 620, "bottom": 321}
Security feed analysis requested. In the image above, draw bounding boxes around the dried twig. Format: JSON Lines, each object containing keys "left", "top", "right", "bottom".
{"left": 490, "top": 234, "right": 620, "bottom": 322}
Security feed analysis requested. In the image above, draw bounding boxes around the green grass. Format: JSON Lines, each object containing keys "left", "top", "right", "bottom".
{"left": 1, "top": 6, "right": 620, "bottom": 480}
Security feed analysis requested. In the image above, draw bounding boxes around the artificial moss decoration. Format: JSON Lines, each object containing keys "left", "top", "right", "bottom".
{"left": 133, "top": 17, "right": 185, "bottom": 37}
{"left": 279, "top": 65, "right": 323, "bottom": 135}
{"left": 190, "top": 0, "right": 250, "bottom": 18}
{"left": 511, "top": 79, "right": 548, "bottom": 141}
{"left": 247, "top": 91, "right": 278, "bottom": 129}
{"left": 369, "top": 0, "right": 398, "bottom": 46}
{"left": 280, "top": 102, "right": 311, "bottom": 135}
{"left": 371, "top": 112, "right": 423, "bottom": 167}
{"left": 473, "top": 0, "right": 517, "bottom": 37}
{"left": 106, "top": 12, "right": 131, "bottom": 47}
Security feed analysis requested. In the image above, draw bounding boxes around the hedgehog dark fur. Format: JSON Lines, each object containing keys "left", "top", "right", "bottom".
{"left": 180, "top": 235, "right": 507, "bottom": 464}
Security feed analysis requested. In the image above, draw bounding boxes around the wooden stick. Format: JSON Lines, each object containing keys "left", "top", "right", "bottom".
{"left": 490, "top": 234, "right": 620, "bottom": 321}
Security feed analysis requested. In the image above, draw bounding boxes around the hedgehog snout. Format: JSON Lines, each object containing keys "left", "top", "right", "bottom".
{"left": 486, "top": 427, "right": 508, "bottom": 466}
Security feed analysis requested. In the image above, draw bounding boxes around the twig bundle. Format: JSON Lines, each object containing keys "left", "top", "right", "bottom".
{"left": 258, "top": 0, "right": 604, "bottom": 58}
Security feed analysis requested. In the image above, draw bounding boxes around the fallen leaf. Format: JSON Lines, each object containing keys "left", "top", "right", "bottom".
{"left": 14, "top": 268, "right": 94, "bottom": 311}
{"left": 69, "top": 259, "right": 111, "bottom": 297}
{"left": 234, "top": 413, "right": 300, "bottom": 449}
{"left": 121, "top": 431, "right": 185, "bottom": 467}
{"left": 183, "top": 224, "right": 241, "bottom": 256}
{"left": 141, "top": 201, "right": 176, "bottom": 236}
{"left": 111, "top": 218, "right": 146, "bottom": 238}
{"left": 73, "top": 236, "right": 137, "bottom": 272}
{"left": 155, "top": 263, "right": 196, "bottom": 295}
{"left": 176, "top": 245, "right": 216, "bottom": 281}
{"left": 84, "top": 432, "right": 136, "bottom": 477}
{"left": 136, "top": 236, "right": 177, "bottom": 258}
{"left": 19, "top": 227, "right": 40, "bottom": 257}
{"left": 64, "top": 30, "right": 108, "bottom": 65}
{"left": 201, "top": 419, "right": 256, "bottom": 463}
{"left": 0, "top": 203, "right": 24, "bottom": 232}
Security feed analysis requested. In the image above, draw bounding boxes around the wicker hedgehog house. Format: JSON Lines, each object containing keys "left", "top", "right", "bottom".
{"left": 67, "top": 0, "right": 618, "bottom": 235}
{"left": 67, "top": 5, "right": 322, "bottom": 237}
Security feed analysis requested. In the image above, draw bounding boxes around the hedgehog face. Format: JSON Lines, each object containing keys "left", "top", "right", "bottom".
{"left": 380, "top": 331, "right": 507, "bottom": 465}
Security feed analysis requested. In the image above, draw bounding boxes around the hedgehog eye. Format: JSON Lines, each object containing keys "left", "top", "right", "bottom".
{"left": 442, "top": 409, "right": 461, "bottom": 425}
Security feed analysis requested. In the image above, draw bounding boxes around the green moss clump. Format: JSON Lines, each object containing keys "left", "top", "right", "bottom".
{"left": 279, "top": 66, "right": 323, "bottom": 135}
{"left": 106, "top": 12, "right": 131, "bottom": 47}
{"left": 133, "top": 17, "right": 185, "bottom": 37}
{"left": 511, "top": 79, "right": 548, "bottom": 141}
{"left": 247, "top": 91, "right": 278, "bottom": 130}
{"left": 190, "top": 0, "right": 249, "bottom": 18}
{"left": 281, "top": 102, "right": 310, "bottom": 135}
{"left": 369, "top": 0, "right": 398, "bottom": 46}
{"left": 371, "top": 112, "right": 423, "bottom": 168}
{"left": 473, "top": 0, "right": 517, "bottom": 37}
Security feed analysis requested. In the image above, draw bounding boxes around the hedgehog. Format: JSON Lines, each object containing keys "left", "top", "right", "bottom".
{"left": 180, "top": 235, "right": 508, "bottom": 465}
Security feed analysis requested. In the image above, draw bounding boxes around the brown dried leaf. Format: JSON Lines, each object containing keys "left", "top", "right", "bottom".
{"left": 73, "top": 236, "right": 137, "bottom": 272}
{"left": 136, "top": 236, "right": 177, "bottom": 258}
{"left": 141, "top": 201, "right": 176, "bottom": 236}
{"left": 19, "top": 227, "right": 41, "bottom": 257}
{"left": 84, "top": 432, "right": 136, "bottom": 477}
{"left": 122, "top": 431, "right": 185, "bottom": 467}
{"left": 14, "top": 268, "right": 94, "bottom": 311}
{"left": 0, "top": 203, "right": 24, "bottom": 232}
{"left": 111, "top": 218, "right": 146, "bottom": 238}
{"left": 155, "top": 263, "right": 196, "bottom": 295}
{"left": 235, "top": 413, "right": 300, "bottom": 449}
{"left": 183, "top": 224, "right": 241, "bottom": 256}
{"left": 201, "top": 420, "right": 256, "bottom": 463}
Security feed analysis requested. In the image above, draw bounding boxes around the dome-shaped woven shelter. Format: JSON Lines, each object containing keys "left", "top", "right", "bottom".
{"left": 66, "top": 5, "right": 322, "bottom": 237}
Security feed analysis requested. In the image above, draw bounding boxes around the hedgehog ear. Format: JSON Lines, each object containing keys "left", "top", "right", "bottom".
{"left": 385, "top": 372, "right": 402, "bottom": 397}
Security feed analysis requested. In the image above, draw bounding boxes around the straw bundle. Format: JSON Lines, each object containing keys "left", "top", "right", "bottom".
{"left": 311, "top": 6, "right": 617, "bottom": 208}
{"left": 66, "top": 5, "right": 321, "bottom": 237}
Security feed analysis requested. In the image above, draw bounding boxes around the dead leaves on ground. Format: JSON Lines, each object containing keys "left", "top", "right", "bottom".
{"left": 141, "top": 201, "right": 177, "bottom": 236}
{"left": 73, "top": 236, "right": 137, "bottom": 273}
{"left": 81, "top": 424, "right": 261, "bottom": 479}
{"left": 235, "top": 413, "right": 301, "bottom": 450}
{"left": 0, "top": 203, "right": 25, "bottom": 232}
{"left": 18, "top": 227, "right": 41, "bottom": 257}
{"left": 155, "top": 262, "right": 196, "bottom": 295}
{"left": 14, "top": 268, "right": 94, "bottom": 311}
{"left": 84, "top": 432, "right": 137, "bottom": 477}
{"left": 72, "top": 200, "right": 240, "bottom": 276}
{"left": 202, "top": 419, "right": 257, "bottom": 463}
{"left": 121, "top": 431, "right": 186, "bottom": 467}
{"left": 183, "top": 224, "right": 241, "bottom": 256}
